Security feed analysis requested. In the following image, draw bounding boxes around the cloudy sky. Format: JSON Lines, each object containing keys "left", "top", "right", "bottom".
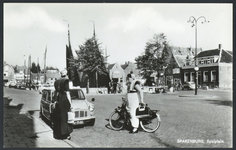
{"left": 4, "top": 3, "right": 232, "bottom": 71}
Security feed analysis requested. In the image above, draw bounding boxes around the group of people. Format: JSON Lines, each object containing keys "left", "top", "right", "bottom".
{"left": 108, "top": 81, "right": 122, "bottom": 94}
{"left": 49, "top": 70, "right": 145, "bottom": 140}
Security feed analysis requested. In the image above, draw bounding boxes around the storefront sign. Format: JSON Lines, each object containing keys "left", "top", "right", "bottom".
{"left": 173, "top": 68, "right": 180, "bottom": 74}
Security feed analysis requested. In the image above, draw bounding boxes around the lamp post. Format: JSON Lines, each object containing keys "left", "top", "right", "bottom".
{"left": 23, "top": 55, "right": 26, "bottom": 83}
{"left": 188, "top": 16, "right": 209, "bottom": 95}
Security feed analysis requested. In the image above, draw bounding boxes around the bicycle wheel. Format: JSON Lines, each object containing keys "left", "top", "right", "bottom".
{"left": 140, "top": 113, "right": 161, "bottom": 133}
{"left": 109, "top": 111, "right": 125, "bottom": 131}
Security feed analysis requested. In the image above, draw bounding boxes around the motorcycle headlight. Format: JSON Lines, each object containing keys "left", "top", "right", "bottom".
{"left": 88, "top": 105, "right": 94, "bottom": 112}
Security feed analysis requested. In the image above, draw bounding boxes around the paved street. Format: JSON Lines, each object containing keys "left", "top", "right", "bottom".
{"left": 3, "top": 87, "right": 232, "bottom": 148}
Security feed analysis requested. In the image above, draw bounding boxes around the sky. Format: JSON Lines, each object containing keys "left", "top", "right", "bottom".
{"left": 4, "top": 3, "right": 232, "bottom": 71}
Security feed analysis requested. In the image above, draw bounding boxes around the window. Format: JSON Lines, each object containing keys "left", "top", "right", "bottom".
{"left": 70, "top": 89, "right": 85, "bottom": 100}
{"left": 211, "top": 70, "right": 216, "bottom": 82}
{"left": 203, "top": 71, "right": 208, "bottom": 82}
{"left": 42, "top": 91, "right": 48, "bottom": 101}
{"left": 190, "top": 72, "right": 195, "bottom": 82}
{"left": 184, "top": 72, "right": 189, "bottom": 82}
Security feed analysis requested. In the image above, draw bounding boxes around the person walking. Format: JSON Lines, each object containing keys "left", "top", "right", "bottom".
{"left": 52, "top": 69, "right": 73, "bottom": 140}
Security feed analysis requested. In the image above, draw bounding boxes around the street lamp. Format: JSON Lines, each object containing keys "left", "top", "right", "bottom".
{"left": 188, "top": 16, "right": 209, "bottom": 95}
{"left": 23, "top": 55, "right": 26, "bottom": 83}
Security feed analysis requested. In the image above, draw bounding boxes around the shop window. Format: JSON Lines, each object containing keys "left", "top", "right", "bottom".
{"left": 211, "top": 70, "right": 216, "bottom": 82}
{"left": 184, "top": 72, "right": 188, "bottom": 82}
{"left": 190, "top": 72, "right": 195, "bottom": 82}
{"left": 203, "top": 71, "right": 208, "bottom": 82}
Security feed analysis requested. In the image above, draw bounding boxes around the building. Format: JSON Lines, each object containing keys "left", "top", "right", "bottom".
{"left": 181, "top": 44, "right": 233, "bottom": 89}
{"left": 15, "top": 71, "right": 25, "bottom": 82}
{"left": 44, "top": 70, "right": 61, "bottom": 85}
{"left": 108, "top": 62, "right": 125, "bottom": 83}
{"left": 31, "top": 72, "right": 44, "bottom": 84}
{"left": 3, "top": 62, "right": 15, "bottom": 83}
{"left": 121, "top": 61, "right": 141, "bottom": 80}
{"left": 164, "top": 47, "right": 202, "bottom": 88}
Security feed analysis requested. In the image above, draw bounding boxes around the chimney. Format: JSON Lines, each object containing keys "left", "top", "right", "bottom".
{"left": 218, "top": 44, "right": 222, "bottom": 50}
{"left": 218, "top": 44, "right": 223, "bottom": 63}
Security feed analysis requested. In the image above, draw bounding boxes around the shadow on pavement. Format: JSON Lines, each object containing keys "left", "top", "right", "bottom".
{"left": 205, "top": 100, "right": 232, "bottom": 107}
{"left": 4, "top": 97, "right": 37, "bottom": 148}
{"left": 104, "top": 118, "right": 132, "bottom": 132}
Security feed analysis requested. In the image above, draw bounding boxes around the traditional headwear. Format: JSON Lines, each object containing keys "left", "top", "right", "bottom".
{"left": 60, "top": 69, "right": 67, "bottom": 77}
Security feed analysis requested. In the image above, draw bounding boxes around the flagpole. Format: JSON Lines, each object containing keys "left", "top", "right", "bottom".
{"left": 29, "top": 54, "right": 31, "bottom": 90}
{"left": 44, "top": 46, "right": 47, "bottom": 84}
{"left": 37, "top": 56, "right": 39, "bottom": 83}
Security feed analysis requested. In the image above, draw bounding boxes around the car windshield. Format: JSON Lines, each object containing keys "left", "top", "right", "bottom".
{"left": 69, "top": 89, "right": 85, "bottom": 100}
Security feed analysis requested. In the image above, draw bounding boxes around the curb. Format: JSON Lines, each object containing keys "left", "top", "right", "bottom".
{"left": 63, "top": 139, "right": 81, "bottom": 148}
{"left": 6, "top": 96, "right": 80, "bottom": 148}
{"left": 29, "top": 113, "right": 80, "bottom": 148}
{"left": 178, "top": 95, "right": 219, "bottom": 99}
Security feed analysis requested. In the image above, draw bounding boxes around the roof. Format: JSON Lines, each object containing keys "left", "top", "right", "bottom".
{"left": 174, "top": 55, "right": 188, "bottom": 67}
{"left": 171, "top": 46, "right": 202, "bottom": 57}
{"left": 197, "top": 49, "right": 233, "bottom": 63}
{"left": 196, "top": 49, "right": 220, "bottom": 57}
{"left": 121, "top": 64, "right": 128, "bottom": 70}
{"left": 226, "top": 50, "right": 233, "bottom": 56}
{"left": 170, "top": 46, "right": 202, "bottom": 67}
{"left": 107, "top": 63, "right": 115, "bottom": 70}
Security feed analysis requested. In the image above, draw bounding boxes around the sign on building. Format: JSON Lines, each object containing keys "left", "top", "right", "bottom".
{"left": 173, "top": 68, "right": 180, "bottom": 74}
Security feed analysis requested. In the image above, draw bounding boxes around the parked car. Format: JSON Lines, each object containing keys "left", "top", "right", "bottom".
{"left": 5, "top": 81, "right": 11, "bottom": 87}
{"left": 38, "top": 84, "right": 53, "bottom": 94}
{"left": 183, "top": 81, "right": 196, "bottom": 90}
{"left": 8, "top": 81, "right": 17, "bottom": 88}
{"left": 40, "top": 86, "right": 96, "bottom": 126}
{"left": 16, "top": 81, "right": 26, "bottom": 89}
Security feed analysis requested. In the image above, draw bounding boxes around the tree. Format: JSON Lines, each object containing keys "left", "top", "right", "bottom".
{"left": 36, "top": 63, "right": 41, "bottom": 73}
{"left": 13, "top": 65, "right": 19, "bottom": 73}
{"left": 31, "top": 62, "right": 37, "bottom": 73}
{"left": 135, "top": 33, "right": 172, "bottom": 85}
{"left": 30, "top": 62, "right": 41, "bottom": 73}
{"left": 72, "top": 36, "right": 108, "bottom": 87}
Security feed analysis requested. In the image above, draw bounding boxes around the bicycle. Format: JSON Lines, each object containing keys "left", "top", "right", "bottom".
{"left": 109, "top": 97, "right": 161, "bottom": 133}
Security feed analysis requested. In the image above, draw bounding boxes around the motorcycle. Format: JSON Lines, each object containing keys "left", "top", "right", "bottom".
{"left": 109, "top": 97, "right": 161, "bottom": 133}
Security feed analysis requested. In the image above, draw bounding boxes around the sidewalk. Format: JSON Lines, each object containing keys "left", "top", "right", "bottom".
{"left": 3, "top": 97, "right": 79, "bottom": 148}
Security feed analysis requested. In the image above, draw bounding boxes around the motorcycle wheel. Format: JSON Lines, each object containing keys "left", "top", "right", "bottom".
{"left": 109, "top": 111, "right": 124, "bottom": 131}
{"left": 140, "top": 113, "right": 161, "bottom": 133}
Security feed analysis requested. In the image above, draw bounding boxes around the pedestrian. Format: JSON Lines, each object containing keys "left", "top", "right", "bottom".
{"left": 52, "top": 69, "right": 73, "bottom": 140}
{"left": 113, "top": 81, "right": 117, "bottom": 94}
{"left": 107, "top": 82, "right": 111, "bottom": 94}
{"left": 126, "top": 71, "right": 135, "bottom": 93}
